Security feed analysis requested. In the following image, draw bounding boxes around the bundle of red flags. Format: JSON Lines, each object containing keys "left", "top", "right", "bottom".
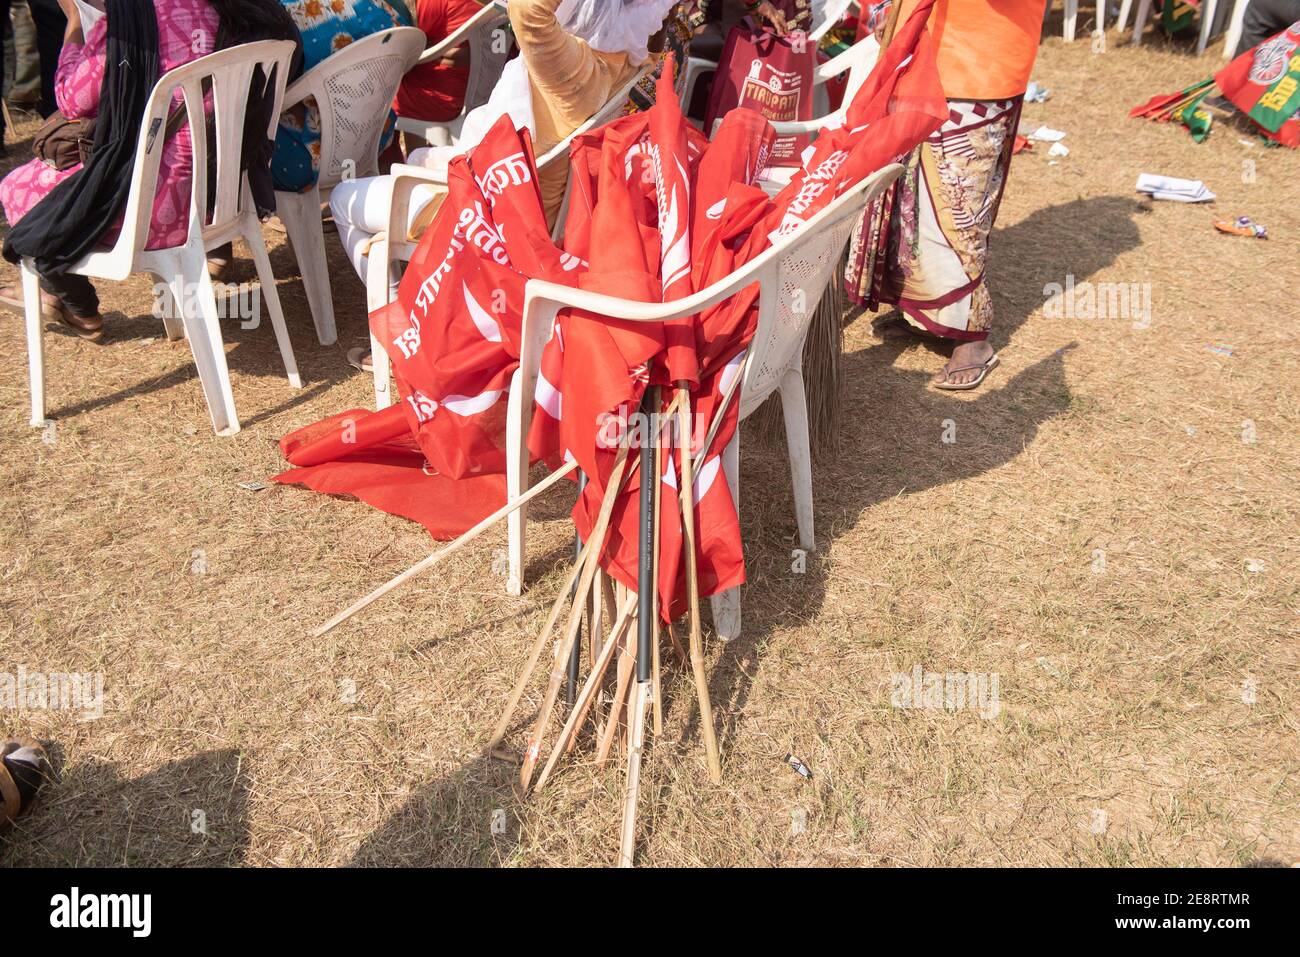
{"left": 275, "top": 0, "right": 948, "bottom": 619}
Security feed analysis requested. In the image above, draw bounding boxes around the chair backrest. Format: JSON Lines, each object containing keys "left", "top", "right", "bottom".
{"left": 113, "top": 40, "right": 297, "bottom": 260}
{"left": 282, "top": 27, "right": 426, "bottom": 192}
{"left": 739, "top": 163, "right": 895, "bottom": 417}
{"left": 455, "top": 2, "right": 513, "bottom": 121}
{"left": 813, "top": 33, "right": 879, "bottom": 101}
{"left": 810, "top": 0, "right": 858, "bottom": 41}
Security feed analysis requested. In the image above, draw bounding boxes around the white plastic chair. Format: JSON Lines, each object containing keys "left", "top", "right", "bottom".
{"left": 1220, "top": 0, "right": 1250, "bottom": 58}
{"left": 394, "top": 0, "right": 512, "bottom": 146}
{"left": 365, "top": 65, "right": 653, "bottom": 411}
{"left": 504, "top": 164, "right": 904, "bottom": 641}
{"left": 1119, "top": 0, "right": 1228, "bottom": 54}
{"left": 810, "top": 0, "right": 858, "bottom": 41}
{"left": 22, "top": 40, "right": 300, "bottom": 437}
{"left": 275, "top": 26, "right": 425, "bottom": 347}
{"left": 1063, "top": 0, "right": 1106, "bottom": 43}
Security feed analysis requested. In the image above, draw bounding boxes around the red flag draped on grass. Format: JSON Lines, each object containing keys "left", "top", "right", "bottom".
{"left": 275, "top": 4, "right": 947, "bottom": 616}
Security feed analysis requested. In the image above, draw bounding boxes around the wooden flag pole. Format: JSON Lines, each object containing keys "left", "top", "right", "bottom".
{"left": 489, "top": 446, "right": 629, "bottom": 756}
{"left": 311, "top": 459, "right": 579, "bottom": 638}
{"left": 519, "top": 440, "right": 634, "bottom": 791}
{"left": 677, "top": 385, "right": 722, "bottom": 783}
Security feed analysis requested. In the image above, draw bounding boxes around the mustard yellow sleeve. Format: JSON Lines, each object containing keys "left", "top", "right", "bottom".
{"left": 508, "top": 0, "right": 627, "bottom": 132}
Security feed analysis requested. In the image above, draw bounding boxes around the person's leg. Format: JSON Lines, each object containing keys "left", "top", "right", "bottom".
{"left": 329, "top": 175, "right": 397, "bottom": 284}
{"left": 10, "top": 1, "right": 41, "bottom": 106}
{"left": 40, "top": 274, "right": 98, "bottom": 317}
{"left": 1235, "top": 0, "right": 1300, "bottom": 57}
{"left": 26, "top": 0, "right": 62, "bottom": 118}
{"left": 0, "top": 0, "right": 12, "bottom": 146}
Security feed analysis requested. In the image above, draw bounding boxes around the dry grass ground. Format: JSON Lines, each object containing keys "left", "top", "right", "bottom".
{"left": 1, "top": 20, "right": 1296, "bottom": 867}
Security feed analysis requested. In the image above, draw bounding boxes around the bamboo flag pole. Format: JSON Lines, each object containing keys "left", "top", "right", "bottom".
{"left": 311, "top": 459, "right": 580, "bottom": 638}
{"left": 519, "top": 440, "right": 635, "bottom": 791}
{"left": 489, "top": 444, "right": 631, "bottom": 756}
{"left": 676, "top": 385, "right": 722, "bottom": 783}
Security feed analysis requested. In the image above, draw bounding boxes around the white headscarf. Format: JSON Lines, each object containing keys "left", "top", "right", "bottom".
{"left": 455, "top": 0, "right": 677, "bottom": 153}
{"left": 556, "top": 0, "right": 681, "bottom": 67}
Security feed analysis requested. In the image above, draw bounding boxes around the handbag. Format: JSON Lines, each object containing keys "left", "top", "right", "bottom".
{"left": 703, "top": 21, "right": 817, "bottom": 167}
{"left": 33, "top": 103, "right": 189, "bottom": 171}
{"left": 33, "top": 112, "right": 98, "bottom": 170}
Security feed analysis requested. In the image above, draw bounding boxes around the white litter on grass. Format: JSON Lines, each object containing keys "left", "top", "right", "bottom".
{"left": 1136, "top": 173, "right": 1215, "bottom": 203}
{"left": 1025, "top": 81, "right": 1051, "bottom": 103}
{"left": 1048, "top": 141, "right": 1069, "bottom": 157}
{"left": 1027, "top": 124, "right": 1067, "bottom": 142}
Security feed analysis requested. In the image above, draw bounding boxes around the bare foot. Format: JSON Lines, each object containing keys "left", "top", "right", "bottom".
{"left": 933, "top": 340, "right": 994, "bottom": 388}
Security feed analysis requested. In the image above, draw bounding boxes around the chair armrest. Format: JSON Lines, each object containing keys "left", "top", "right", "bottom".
{"left": 814, "top": 42, "right": 864, "bottom": 83}
{"left": 678, "top": 56, "right": 716, "bottom": 112}
{"left": 768, "top": 112, "right": 843, "bottom": 136}
{"left": 387, "top": 163, "right": 449, "bottom": 244}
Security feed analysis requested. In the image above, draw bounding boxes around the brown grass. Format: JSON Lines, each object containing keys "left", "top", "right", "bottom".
{"left": 1, "top": 22, "right": 1297, "bottom": 867}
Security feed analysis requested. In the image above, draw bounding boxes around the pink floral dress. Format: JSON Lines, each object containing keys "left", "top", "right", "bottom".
{"left": 0, "top": 0, "right": 221, "bottom": 251}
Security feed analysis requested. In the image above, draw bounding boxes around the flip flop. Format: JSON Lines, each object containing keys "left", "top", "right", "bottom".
{"left": 346, "top": 347, "right": 374, "bottom": 373}
{"left": 934, "top": 352, "right": 999, "bottom": 391}
{"left": 1, "top": 739, "right": 50, "bottom": 829}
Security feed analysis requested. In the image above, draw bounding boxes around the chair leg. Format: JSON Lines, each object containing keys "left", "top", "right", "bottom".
{"left": 1196, "top": 0, "right": 1217, "bottom": 55}
{"left": 279, "top": 188, "right": 337, "bottom": 346}
{"left": 175, "top": 250, "right": 240, "bottom": 436}
{"left": 1117, "top": 0, "right": 1133, "bottom": 31}
{"left": 21, "top": 261, "right": 46, "bottom": 428}
{"left": 364, "top": 236, "right": 394, "bottom": 410}
{"left": 1223, "top": 0, "right": 1247, "bottom": 57}
{"left": 779, "top": 365, "right": 815, "bottom": 553}
{"left": 1064, "top": 0, "right": 1078, "bottom": 42}
{"left": 1132, "top": 0, "right": 1152, "bottom": 44}
{"left": 243, "top": 220, "right": 302, "bottom": 389}
{"left": 708, "top": 434, "right": 742, "bottom": 642}
{"left": 505, "top": 371, "right": 527, "bottom": 597}
{"left": 155, "top": 277, "right": 185, "bottom": 341}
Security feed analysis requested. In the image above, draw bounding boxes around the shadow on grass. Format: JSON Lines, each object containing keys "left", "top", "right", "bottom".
{"left": 0, "top": 745, "right": 251, "bottom": 867}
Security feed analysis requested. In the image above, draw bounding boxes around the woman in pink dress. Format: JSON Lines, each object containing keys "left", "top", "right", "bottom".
{"left": 0, "top": 0, "right": 299, "bottom": 341}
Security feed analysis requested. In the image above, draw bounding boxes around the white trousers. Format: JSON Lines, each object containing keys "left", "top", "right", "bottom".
{"left": 328, "top": 146, "right": 455, "bottom": 297}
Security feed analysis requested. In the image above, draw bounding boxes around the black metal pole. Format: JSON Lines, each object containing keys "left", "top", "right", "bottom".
{"left": 565, "top": 472, "right": 587, "bottom": 707}
{"left": 636, "top": 387, "right": 659, "bottom": 685}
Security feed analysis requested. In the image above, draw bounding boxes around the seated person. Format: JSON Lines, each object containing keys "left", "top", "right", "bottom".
{"left": 273, "top": 0, "right": 415, "bottom": 194}
{"left": 1232, "top": 0, "right": 1300, "bottom": 56}
{"left": 395, "top": 0, "right": 491, "bottom": 127}
{"left": 691, "top": 0, "right": 803, "bottom": 61}
{"left": 329, "top": 0, "right": 678, "bottom": 370}
{"left": 0, "top": 0, "right": 299, "bottom": 340}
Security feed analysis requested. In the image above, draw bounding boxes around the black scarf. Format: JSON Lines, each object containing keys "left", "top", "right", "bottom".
{"left": 3, "top": 0, "right": 161, "bottom": 273}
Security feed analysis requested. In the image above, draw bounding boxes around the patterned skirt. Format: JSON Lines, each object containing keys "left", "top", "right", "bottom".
{"left": 845, "top": 95, "right": 1023, "bottom": 341}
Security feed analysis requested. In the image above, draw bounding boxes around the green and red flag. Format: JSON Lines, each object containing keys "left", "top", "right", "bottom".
{"left": 1215, "top": 20, "right": 1300, "bottom": 147}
